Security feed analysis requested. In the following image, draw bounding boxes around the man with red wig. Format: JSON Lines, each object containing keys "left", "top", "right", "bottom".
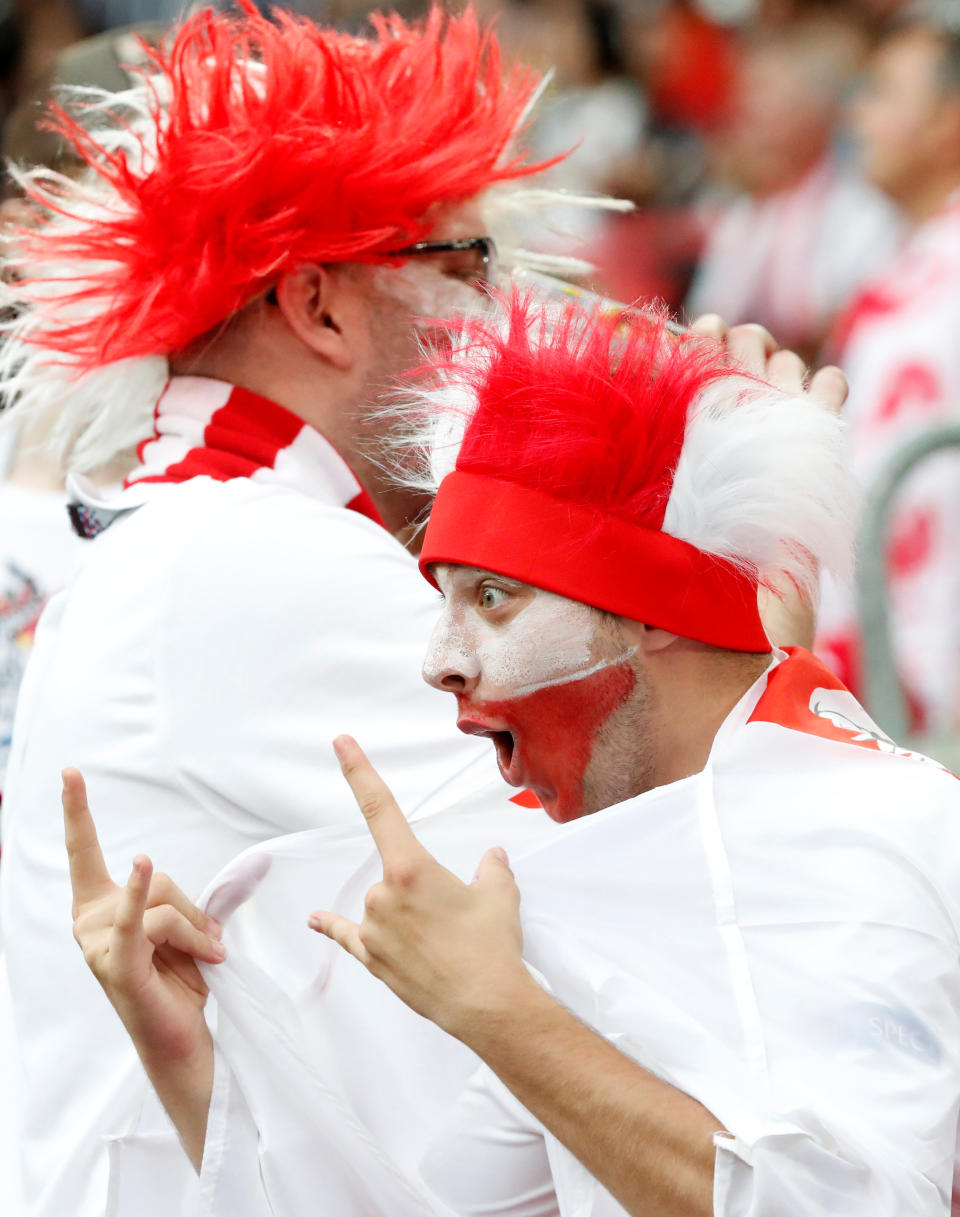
{"left": 66, "top": 294, "right": 960, "bottom": 1215}
{"left": 0, "top": 5, "right": 567, "bottom": 1215}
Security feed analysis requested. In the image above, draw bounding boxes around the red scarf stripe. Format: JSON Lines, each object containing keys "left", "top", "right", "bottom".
{"left": 345, "top": 488, "right": 383, "bottom": 524}
{"left": 128, "top": 386, "right": 306, "bottom": 489}
{"left": 134, "top": 392, "right": 165, "bottom": 466}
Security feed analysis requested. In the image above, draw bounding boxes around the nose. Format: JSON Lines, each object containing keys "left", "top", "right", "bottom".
{"left": 422, "top": 617, "right": 481, "bottom": 693}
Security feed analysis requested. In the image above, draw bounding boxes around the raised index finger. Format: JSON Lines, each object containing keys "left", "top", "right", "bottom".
{"left": 333, "top": 735, "right": 422, "bottom": 863}
{"left": 62, "top": 768, "right": 113, "bottom": 910}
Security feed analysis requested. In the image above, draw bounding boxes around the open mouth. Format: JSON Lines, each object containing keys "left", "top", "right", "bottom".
{"left": 457, "top": 718, "right": 519, "bottom": 784}
{"left": 491, "top": 730, "right": 516, "bottom": 777}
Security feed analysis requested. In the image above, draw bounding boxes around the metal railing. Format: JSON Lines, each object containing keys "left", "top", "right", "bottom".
{"left": 855, "top": 420, "right": 960, "bottom": 768}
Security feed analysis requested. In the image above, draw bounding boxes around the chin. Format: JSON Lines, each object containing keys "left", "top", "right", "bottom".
{"left": 543, "top": 795, "right": 592, "bottom": 824}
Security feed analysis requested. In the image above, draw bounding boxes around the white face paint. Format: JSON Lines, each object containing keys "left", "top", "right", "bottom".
{"left": 423, "top": 566, "right": 634, "bottom": 699}
{"left": 371, "top": 261, "right": 488, "bottom": 323}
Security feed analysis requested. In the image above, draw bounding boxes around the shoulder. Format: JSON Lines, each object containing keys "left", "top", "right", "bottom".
{"left": 743, "top": 648, "right": 960, "bottom": 809}
{"left": 115, "top": 478, "right": 424, "bottom": 593}
{"left": 75, "top": 479, "right": 438, "bottom": 661}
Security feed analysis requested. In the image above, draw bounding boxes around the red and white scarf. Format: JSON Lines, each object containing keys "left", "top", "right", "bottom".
{"left": 69, "top": 377, "right": 382, "bottom": 538}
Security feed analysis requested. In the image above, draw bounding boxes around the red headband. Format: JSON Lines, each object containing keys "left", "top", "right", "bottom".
{"left": 420, "top": 471, "right": 771, "bottom": 652}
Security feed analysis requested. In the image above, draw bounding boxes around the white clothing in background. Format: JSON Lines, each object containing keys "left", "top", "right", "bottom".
{"left": 140, "top": 648, "right": 960, "bottom": 1217}
{"left": 0, "top": 431, "right": 82, "bottom": 1217}
{"left": 817, "top": 195, "right": 960, "bottom": 731}
{"left": 0, "top": 431, "right": 82, "bottom": 795}
{"left": 687, "top": 158, "right": 902, "bottom": 349}
{"left": 0, "top": 376, "right": 499, "bottom": 1217}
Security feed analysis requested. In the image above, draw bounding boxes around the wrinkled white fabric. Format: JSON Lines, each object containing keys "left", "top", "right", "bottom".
{"left": 190, "top": 648, "right": 960, "bottom": 1217}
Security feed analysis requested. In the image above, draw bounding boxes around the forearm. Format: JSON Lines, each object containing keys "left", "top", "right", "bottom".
{"left": 454, "top": 976, "right": 719, "bottom": 1217}
{"left": 132, "top": 1024, "right": 215, "bottom": 1172}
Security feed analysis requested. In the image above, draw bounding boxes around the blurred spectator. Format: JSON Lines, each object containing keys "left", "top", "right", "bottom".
{"left": 640, "top": 0, "right": 738, "bottom": 133}
{"left": 817, "top": 19, "right": 960, "bottom": 734}
{"left": 0, "top": 0, "right": 372, "bottom": 138}
{"left": 0, "top": 27, "right": 148, "bottom": 798}
{"left": 479, "top": 0, "right": 647, "bottom": 260}
{"left": 67, "top": 0, "right": 181, "bottom": 30}
{"left": 74, "top": 1, "right": 363, "bottom": 26}
{"left": 0, "top": 2, "right": 83, "bottom": 117}
{"left": 686, "top": 14, "right": 902, "bottom": 357}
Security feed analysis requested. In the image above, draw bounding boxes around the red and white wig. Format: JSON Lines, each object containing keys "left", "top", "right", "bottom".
{"left": 0, "top": 3, "right": 554, "bottom": 470}
{"left": 408, "top": 293, "right": 857, "bottom": 651}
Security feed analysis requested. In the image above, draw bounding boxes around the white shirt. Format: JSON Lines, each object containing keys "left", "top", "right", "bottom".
{"left": 169, "top": 648, "right": 960, "bottom": 1217}
{"left": 0, "top": 377, "right": 497, "bottom": 1217}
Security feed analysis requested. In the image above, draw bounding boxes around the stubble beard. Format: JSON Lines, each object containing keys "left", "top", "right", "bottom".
{"left": 580, "top": 651, "right": 659, "bottom": 816}
{"left": 351, "top": 266, "right": 486, "bottom": 531}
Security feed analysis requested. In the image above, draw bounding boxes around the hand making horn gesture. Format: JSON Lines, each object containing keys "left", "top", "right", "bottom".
{"left": 63, "top": 768, "right": 223, "bottom": 1166}
{"left": 309, "top": 735, "right": 535, "bottom": 1042}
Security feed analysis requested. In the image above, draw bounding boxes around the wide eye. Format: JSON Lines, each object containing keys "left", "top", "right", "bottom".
{"left": 480, "top": 585, "right": 508, "bottom": 611}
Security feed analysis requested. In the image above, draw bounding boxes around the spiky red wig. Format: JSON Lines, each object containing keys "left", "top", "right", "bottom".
{"left": 417, "top": 292, "right": 854, "bottom": 650}
{"left": 14, "top": 2, "right": 549, "bottom": 367}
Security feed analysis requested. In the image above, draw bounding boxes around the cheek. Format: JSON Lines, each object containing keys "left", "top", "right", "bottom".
{"left": 375, "top": 263, "right": 480, "bottom": 322}
{"left": 479, "top": 663, "right": 637, "bottom": 822}
{"left": 477, "top": 595, "right": 597, "bottom": 695}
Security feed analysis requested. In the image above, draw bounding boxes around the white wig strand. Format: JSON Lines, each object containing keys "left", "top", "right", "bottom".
{"left": 0, "top": 80, "right": 168, "bottom": 473}
{"left": 367, "top": 324, "right": 493, "bottom": 499}
{"left": 481, "top": 182, "right": 633, "bottom": 281}
{"left": 663, "top": 378, "right": 858, "bottom": 598}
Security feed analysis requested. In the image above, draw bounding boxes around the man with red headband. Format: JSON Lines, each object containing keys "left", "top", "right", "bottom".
{"left": 66, "top": 294, "right": 960, "bottom": 1216}
{"left": 0, "top": 6, "right": 566, "bottom": 1216}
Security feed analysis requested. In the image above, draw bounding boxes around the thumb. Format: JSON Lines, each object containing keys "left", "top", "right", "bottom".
{"left": 474, "top": 846, "right": 514, "bottom": 886}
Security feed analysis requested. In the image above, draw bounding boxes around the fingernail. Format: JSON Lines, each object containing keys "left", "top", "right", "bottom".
{"left": 206, "top": 916, "right": 223, "bottom": 938}
{"left": 209, "top": 941, "right": 227, "bottom": 961}
{"left": 307, "top": 913, "right": 323, "bottom": 930}
{"left": 492, "top": 847, "right": 509, "bottom": 865}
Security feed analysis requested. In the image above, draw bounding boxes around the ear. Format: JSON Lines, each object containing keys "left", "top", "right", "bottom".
{"left": 637, "top": 623, "right": 679, "bottom": 655}
{"left": 616, "top": 617, "right": 678, "bottom": 654}
{"left": 273, "top": 264, "right": 355, "bottom": 371}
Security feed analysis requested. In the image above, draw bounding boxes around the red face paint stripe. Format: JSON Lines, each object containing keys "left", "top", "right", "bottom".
{"left": 465, "top": 663, "right": 637, "bottom": 822}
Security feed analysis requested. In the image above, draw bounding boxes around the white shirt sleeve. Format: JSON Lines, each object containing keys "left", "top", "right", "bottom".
{"left": 712, "top": 1127, "right": 951, "bottom": 1216}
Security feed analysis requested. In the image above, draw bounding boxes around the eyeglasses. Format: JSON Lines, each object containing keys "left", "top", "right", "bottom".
{"left": 384, "top": 236, "right": 498, "bottom": 290}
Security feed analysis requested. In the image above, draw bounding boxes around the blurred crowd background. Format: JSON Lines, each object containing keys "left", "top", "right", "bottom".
{"left": 3, "top": 0, "right": 960, "bottom": 777}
